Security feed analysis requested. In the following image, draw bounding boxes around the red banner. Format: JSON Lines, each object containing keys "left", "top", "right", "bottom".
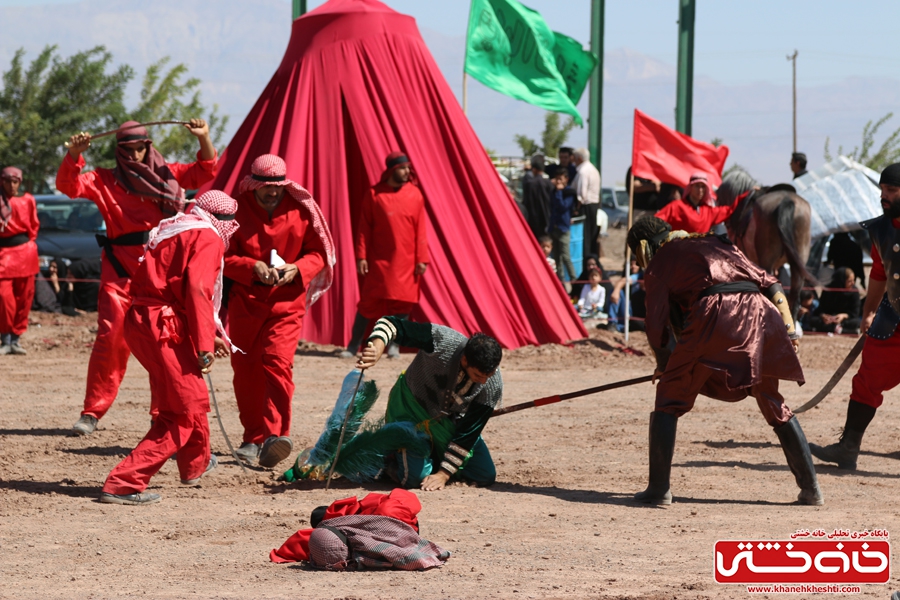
{"left": 714, "top": 540, "right": 890, "bottom": 584}
{"left": 632, "top": 109, "right": 729, "bottom": 190}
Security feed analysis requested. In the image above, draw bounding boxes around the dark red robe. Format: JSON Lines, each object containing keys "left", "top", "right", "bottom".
{"left": 644, "top": 235, "right": 804, "bottom": 424}
{"left": 270, "top": 488, "right": 421, "bottom": 563}
{"left": 0, "top": 193, "right": 38, "bottom": 335}
{"left": 102, "top": 227, "right": 223, "bottom": 495}
{"left": 355, "top": 181, "right": 428, "bottom": 318}
{"left": 224, "top": 190, "right": 328, "bottom": 444}
{"left": 55, "top": 152, "right": 217, "bottom": 420}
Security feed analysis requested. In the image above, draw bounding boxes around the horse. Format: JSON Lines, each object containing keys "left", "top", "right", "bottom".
{"left": 716, "top": 168, "right": 817, "bottom": 321}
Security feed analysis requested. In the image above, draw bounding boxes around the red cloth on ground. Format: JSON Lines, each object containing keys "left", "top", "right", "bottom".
{"left": 270, "top": 488, "right": 421, "bottom": 563}
{"left": 0, "top": 277, "right": 34, "bottom": 335}
{"left": 55, "top": 152, "right": 217, "bottom": 419}
{"left": 0, "top": 192, "right": 38, "bottom": 334}
{"left": 225, "top": 190, "right": 328, "bottom": 444}
{"left": 645, "top": 236, "right": 804, "bottom": 417}
{"left": 654, "top": 196, "right": 742, "bottom": 234}
{"left": 102, "top": 227, "right": 223, "bottom": 494}
{"left": 355, "top": 181, "right": 428, "bottom": 319}
{"left": 0, "top": 192, "right": 38, "bottom": 278}
{"left": 200, "top": 0, "right": 587, "bottom": 348}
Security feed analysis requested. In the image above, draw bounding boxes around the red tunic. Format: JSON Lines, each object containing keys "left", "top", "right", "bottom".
{"left": 0, "top": 193, "right": 39, "bottom": 279}
{"left": 126, "top": 228, "right": 222, "bottom": 414}
{"left": 655, "top": 197, "right": 741, "bottom": 234}
{"left": 55, "top": 152, "right": 217, "bottom": 279}
{"left": 355, "top": 181, "right": 428, "bottom": 317}
{"left": 224, "top": 190, "right": 328, "bottom": 444}
{"left": 644, "top": 236, "right": 804, "bottom": 405}
{"left": 270, "top": 489, "right": 421, "bottom": 563}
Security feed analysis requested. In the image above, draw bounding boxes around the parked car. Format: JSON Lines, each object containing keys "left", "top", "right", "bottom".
{"left": 601, "top": 186, "right": 629, "bottom": 229}
{"left": 34, "top": 195, "right": 105, "bottom": 275}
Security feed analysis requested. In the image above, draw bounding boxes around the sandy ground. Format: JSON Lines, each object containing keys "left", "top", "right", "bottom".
{"left": 2, "top": 310, "right": 899, "bottom": 599}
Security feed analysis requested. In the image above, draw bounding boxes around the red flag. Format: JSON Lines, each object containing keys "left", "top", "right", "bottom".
{"left": 632, "top": 109, "right": 729, "bottom": 190}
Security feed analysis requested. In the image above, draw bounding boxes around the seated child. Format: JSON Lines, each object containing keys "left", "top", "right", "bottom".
{"left": 577, "top": 267, "right": 606, "bottom": 318}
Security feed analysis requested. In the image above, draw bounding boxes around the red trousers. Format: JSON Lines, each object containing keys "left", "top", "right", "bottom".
{"left": 851, "top": 332, "right": 900, "bottom": 408}
{"left": 0, "top": 276, "right": 35, "bottom": 335}
{"left": 230, "top": 309, "right": 302, "bottom": 445}
{"left": 82, "top": 266, "right": 133, "bottom": 419}
{"left": 357, "top": 298, "right": 415, "bottom": 321}
{"left": 102, "top": 411, "right": 210, "bottom": 495}
{"left": 657, "top": 362, "right": 793, "bottom": 427}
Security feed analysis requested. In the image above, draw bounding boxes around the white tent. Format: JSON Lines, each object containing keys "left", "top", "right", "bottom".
{"left": 792, "top": 157, "right": 881, "bottom": 238}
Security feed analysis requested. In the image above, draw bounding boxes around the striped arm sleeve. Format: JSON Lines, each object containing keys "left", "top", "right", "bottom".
{"left": 368, "top": 317, "right": 398, "bottom": 347}
{"left": 439, "top": 442, "right": 470, "bottom": 476}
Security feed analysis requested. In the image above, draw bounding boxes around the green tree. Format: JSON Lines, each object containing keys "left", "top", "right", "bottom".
{"left": 513, "top": 111, "right": 576, "bottom": 159}
{"left": 824, "top": 112, "right": 900, "bottom": 172}
{"left": 92, "top": 57, "right": 229, "bottom": 168}
{"left": 0, "top": 45, "right": 132, "bottom": 192}
{"left": 0, "top": 47, "right": 228, "bottom": 192}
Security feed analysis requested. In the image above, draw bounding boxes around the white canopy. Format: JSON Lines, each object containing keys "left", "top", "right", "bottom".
{"left": 792, "top": 157, "right": 881, "bottom": 238}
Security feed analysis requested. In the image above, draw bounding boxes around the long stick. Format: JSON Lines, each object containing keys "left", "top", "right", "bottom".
{"left": 205, "top": 372, "right": 248, "bottom": 475}
{"left": 492, "top": 374, "right": 653, "bottom": 417}
{"left": 325, "top": 369, "right": 366, "bottom": 490}
{"left": 63, "top": 120, "right": 191, "bottom": 147}
{"left": 624, "top": 169, "right": 636, "bottom": 341}
{"left": 793, "top": 335, "right": 864, "bottom": 414}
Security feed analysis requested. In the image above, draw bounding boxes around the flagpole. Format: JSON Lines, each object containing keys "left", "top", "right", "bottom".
{"left": 624, "top": 170, "right": 634, "bottom": 342}
{"left": 463, "top": 71, "right": 468, "bottom": 115}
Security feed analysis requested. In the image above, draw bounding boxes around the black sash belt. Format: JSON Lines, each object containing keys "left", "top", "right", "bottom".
{"left": 698, "top": 281, "right": 760, "bottom": 299}
{"left": 0, "top": 233, "right": 29, "bottom": 248}
{"left": 95, "top": 230, "right": 151, "bottom": 278}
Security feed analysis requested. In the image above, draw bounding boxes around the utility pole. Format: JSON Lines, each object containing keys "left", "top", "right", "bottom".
{"left": 675, "top": 0, "right": 695, "bottom": 135}
{"left": 293, "top": 0, "right": 307, "bottom": 20}
{"left": 588, "top": 0, "right": 604, "bottom": 171}
{"left": 787, "top": 50, "right": 798, "bottom": 153}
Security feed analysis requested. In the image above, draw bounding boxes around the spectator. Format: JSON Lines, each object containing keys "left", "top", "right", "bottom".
{"left": 547, "top": 166, "right": 577, "bottom": 287}
{"left": 607, "top": 256, "right": 644, "bottom": 332}
{"left": 796, "top": 289, "right": 819, "bottom": 333}
{"left": 655, "top": 172, "right": 743, "bottom": 234}
{"left": 571, "top": 148, "right": 601, "bottom": 261}
{"left": 557, "top": 147, "right": 577, "bottom": 183}
{"left": 826, "top": 232, "right": 866, "bottom": 289}
{"left": 810, "top": 267, "right": 861, "bottom": 334}
{"left": 538, "top": 234, "right": 556, "bottom": 273}
{"left": 790, "top": 152, "right": 808, "bottom": 179}
{"left": 626, "top": 167, "right": 682, "bottom": 212}
{"left": 521, "top": 155, "right": 554, "bottom": 239}
{"left": 32, "top": 257, "right": 78, "bottom": 316}
{"left": 577, "top": 268, "right": 606, "bottom": 318}
{"left": 570, "top": 253, "right": 601, "bottom": 301}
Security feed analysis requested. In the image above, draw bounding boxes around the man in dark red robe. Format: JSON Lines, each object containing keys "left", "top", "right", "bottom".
{"left": 626, "top": 216, "right": 823, "bottom": 506}
{"left": 100, "top": 191, "right": 238, "bottom": 505}
{"left": 225, "top": 154, "right": 334, "bottom": 469}
{"left": 59, "top": 120, "right": 218, "bottom": 436}
{"left": 0, "top": 167, "right": 39, "bottom": 355}
{"left": 342, "top": 152, "right": 428, "bottom": 358}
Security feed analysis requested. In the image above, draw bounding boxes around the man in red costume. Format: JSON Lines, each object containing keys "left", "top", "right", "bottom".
{"left": 626, "top": 216, "right": 823, "bottom": 506}
{"left": 654, "top": 172, "right": 742, "bottom": 234}
{"left": 0, "top": 167, "right": 39, "bottom": 355}
{"left": 341, "top": 152, "right": 428, "bottom": 359}
{"left": 59, "top": 120, "right": 218, "bottom": 436}
{"left": 100, "top": 190, "right": 238, "bottom": 505}
{"left": 225, "top": 154, "right": 334, "bottom": 468}
{"left": 270, "top": 488, "right": 423, "bottom": 563}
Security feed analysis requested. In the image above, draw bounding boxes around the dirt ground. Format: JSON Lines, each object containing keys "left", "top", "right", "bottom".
{"left": 2, "top": 310, "right": 899, "bottom": 600}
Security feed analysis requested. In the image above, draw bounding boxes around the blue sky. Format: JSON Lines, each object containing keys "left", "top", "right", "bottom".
{"left": 8, "top": 0, "right": 898, "bottom": 98}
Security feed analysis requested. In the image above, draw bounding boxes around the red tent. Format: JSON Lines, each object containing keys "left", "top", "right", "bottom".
{"left": 205, "top": 0, "right": 587, "bottom": 348}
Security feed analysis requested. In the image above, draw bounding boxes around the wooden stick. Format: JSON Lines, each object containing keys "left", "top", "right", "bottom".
{"left": 491, "top": 375, "right": 653, "bottom": 417}
{"left": 63, "top": 120, "right": 191, "bottom": 147}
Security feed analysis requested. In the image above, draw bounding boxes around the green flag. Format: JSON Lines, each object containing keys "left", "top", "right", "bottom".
{"left": 465, "top": 0, "right": 598, "bottom": 125}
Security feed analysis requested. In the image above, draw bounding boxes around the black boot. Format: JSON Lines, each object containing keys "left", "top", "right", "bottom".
{"left": 341, "top": 312, "right": 370, "bottom": 357}
{"left": 774, "top": 416, "right": 824, "bottom": 505}
{"left": 634, "top": 411, "right": 677, "bottom": 505}
{"left": 809, "top": 400, "right": 876, "bottom": 470}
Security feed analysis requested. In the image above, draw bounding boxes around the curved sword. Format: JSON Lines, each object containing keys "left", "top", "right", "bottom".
{"left": 793, "top": 335, "right": 865, "bottom": 414}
